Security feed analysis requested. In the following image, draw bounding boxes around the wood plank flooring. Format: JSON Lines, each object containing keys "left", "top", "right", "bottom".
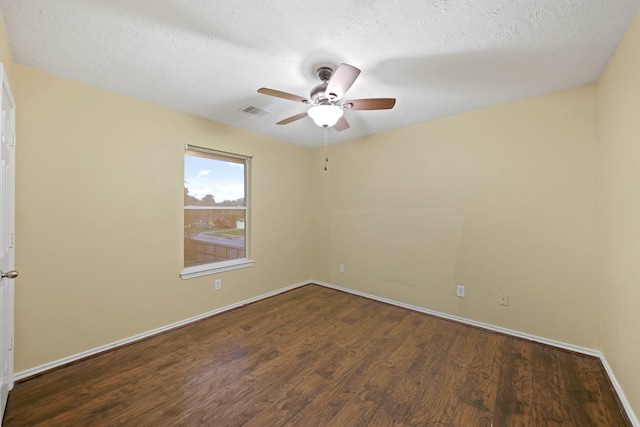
{"left": 3, "top": 284, "right": 631, "bottom": 426}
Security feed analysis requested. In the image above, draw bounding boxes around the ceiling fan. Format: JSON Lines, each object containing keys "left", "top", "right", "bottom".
{"left": 257, "top": 63, "right": 396, "bottom": 131}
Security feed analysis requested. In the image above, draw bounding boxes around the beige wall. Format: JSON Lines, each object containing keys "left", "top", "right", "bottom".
{"left": 13, "top": 66, "right": 315, "bottom": 371}
{"left": 597, "top": 11, "right": 640, "bottom": 415}
{"left": 0, "top": 10, "right": 13, "bottom": 84}
{"left": 311, "top": 85, "right": 600, "bottom": 349}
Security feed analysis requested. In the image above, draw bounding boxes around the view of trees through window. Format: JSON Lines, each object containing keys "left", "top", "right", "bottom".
{"left": 184, "top": 150, "right": 247, "bottom": 268}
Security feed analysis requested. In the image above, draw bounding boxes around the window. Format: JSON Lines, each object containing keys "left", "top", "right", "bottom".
{"left": 181, "top": 145, "right": 253, "bottom": 279}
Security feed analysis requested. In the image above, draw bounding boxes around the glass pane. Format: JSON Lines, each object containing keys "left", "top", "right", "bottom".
{"left": 184, "top": 209, "right": 246, "bottom": 267}
{"left": 184, "top": 154, "right": 245, "bottom": 207}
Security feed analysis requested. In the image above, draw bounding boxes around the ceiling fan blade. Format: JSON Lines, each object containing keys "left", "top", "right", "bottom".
{"left": 258, "top": 88, "right": 308, "bottom": 103}
{"left": 276, "top": 112, "right": 308, "bottom": 125}
{"left": 333, "top": 116, "right": 350, "bottom": 132}
{"left": 325, "top": 64, "right": 361, "bottom": 100}
{"left": 343, "top": 98, "right": 396, "bottom": 110}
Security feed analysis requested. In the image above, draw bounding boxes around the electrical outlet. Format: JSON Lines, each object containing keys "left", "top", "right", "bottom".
{"left": 339, "top": 264, "right": 344, "bottom": 273}
{"left": 499, "top": 293, "right": 509, "bottom": 306}
{"left": 215, "top": 279, "right": 222, "bottom": 290}
{"left": 456, "top": 285, "right": 465, "bottom": 297}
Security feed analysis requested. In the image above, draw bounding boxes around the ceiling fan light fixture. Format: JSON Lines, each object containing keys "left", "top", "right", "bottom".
{"left": 308, "top": 105, "right": 343, "bottom": 128}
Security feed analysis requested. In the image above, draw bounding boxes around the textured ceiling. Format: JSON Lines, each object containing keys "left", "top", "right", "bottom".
{"left": 1, "top": 1, "right": 639, "bottom": 148}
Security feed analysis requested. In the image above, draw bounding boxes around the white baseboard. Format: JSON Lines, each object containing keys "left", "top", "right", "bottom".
{"left": 598, "top": 352, "right": 640, "bottom": 426}
{"left": 14, "top": 280, "right": 309, "bottom": 381}
{"left": 14, "top": 279, "right": 638, "bottom": 426}
{"left": 312, "top": 280, "right": 639, "bottom": 426}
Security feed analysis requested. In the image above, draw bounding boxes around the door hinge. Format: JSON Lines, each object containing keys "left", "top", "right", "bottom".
{"left": 9, "top": 233, "right": 14, "bottom": 249}
{"left": 8, "top": 335, "right": 13, "bottom": 351}
{"left": 9, "top": 133, "right": 15, "bottom": 147}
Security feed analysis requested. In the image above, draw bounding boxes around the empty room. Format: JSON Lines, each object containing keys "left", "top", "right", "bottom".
{"left": 0, "top": 1, "right": 639, "bottom": 425}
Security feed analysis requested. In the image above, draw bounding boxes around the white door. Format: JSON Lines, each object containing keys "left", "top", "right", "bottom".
{"left": 0, "top": 63, "right": 16, "bottom": 418}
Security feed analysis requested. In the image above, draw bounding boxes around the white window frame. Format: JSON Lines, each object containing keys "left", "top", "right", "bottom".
{"left": 180, "top": 145, "right": 253, "bottom": 279}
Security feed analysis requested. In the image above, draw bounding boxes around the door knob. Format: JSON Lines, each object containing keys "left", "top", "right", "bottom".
{"left": 1, "top": 270, "right": 18, "bottom": 279}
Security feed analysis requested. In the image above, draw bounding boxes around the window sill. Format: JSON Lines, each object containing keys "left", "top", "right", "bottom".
{"left": 180, "top": 258, "right": 254, "bottom": 280}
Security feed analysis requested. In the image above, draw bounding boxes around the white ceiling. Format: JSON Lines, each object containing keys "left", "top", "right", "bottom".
{"left": 1, "top": 1, "right": 639, "bottom": 148}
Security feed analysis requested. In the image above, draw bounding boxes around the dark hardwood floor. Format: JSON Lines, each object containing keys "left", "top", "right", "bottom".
{"left": 3, "top": 284, "right": 630, "bottom": 426}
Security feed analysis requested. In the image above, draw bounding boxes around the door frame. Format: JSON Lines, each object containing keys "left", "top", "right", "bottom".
{"left": 0, "top": 62, "right": 16, "bottom": 417}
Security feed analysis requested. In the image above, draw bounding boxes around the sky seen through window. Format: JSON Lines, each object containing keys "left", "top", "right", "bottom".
{"left": 184, "top": 154, "right": 244, "bottom": 203}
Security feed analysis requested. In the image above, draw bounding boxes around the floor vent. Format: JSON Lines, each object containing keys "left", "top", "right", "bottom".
{"left": 241, "top": 105, "right": 269, "bottom": 118}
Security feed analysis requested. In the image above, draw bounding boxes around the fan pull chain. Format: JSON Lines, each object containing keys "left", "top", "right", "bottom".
{"left": 324, "top": 126, "right": 329, "bottom": 171}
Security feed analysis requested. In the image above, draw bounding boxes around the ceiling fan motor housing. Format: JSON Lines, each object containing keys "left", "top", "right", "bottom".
{"left": 310, "top": 66, "right": 336, "bottom": 103}
{"left": 310, "top": 82, "right": 330, "bottom": 104}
